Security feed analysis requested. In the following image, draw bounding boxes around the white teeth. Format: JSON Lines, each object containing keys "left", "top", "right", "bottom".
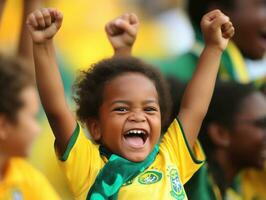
{"left": 126, "top": 129, "right": 145, "bottom": 135}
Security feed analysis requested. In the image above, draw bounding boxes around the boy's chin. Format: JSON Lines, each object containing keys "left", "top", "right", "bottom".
{"left": 124, "top": 152, "right": 149, "bottom": 163}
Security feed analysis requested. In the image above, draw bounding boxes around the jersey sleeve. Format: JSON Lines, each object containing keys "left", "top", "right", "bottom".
{"left": 160, "top": 118, "right": 205, "bottom": 184}
{"left": 55, "top": 123, "right": 104, "bottom": 198}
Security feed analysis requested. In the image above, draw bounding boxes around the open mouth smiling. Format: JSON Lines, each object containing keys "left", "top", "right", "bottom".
{"left": 123, "top": 129, "right": 149, "bottom": 148}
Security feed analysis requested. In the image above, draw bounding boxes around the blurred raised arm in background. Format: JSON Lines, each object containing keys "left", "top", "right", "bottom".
{"left": 0, "top": 0, "right": 6, "bottom": 22}
{"left": 17, "top": 0, "right": 43, "bottom": 70}
{"left": 0, "top": 0, "right": 43, "bottom": 74}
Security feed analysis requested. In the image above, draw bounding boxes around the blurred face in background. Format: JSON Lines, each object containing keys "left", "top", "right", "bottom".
{"left": 228, "top": 92, "right": 266, "bottom": 169}
{"left": 0, "top": 86, "right": 40, "bottom": 158}
{"left": 228, "top": 0, "right": 266, "bottom": 59}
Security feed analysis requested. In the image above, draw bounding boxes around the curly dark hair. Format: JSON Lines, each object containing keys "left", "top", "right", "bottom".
{"left": 73, "top": 56, "right": 172, "bottom": 129}
{"left": 187, "top": 0, "right": 235, "bottom": 27}
{"left": 0, "top": 55, "right": 34, "bottom": 122}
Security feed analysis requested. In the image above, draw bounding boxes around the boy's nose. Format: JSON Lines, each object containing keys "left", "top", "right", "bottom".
{"left": 128, "top": 111, "right": 146, "bottom": 122}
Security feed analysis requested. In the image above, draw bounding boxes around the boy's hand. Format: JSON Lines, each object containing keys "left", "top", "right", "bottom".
{"left": 26, "top": 8, "right": 63, "bottom": 44}
{"left": 201, "top": 9, "right": 234, "bottom": 51}
{"left": 105, "top": 13, "right": 139, "bottom": 56}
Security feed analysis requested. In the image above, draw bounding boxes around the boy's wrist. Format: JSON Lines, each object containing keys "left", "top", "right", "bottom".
{"left": 24, "top": 0, "right": 42, "bottom": 8}
{"left": 24, "top": 0, "right": 41, "bottom": 3}
{"left": 204, "top": 44, "right": 224, "bottom": 56}
{"left": 114, "top": 47, "right": 132, "bottom": 57}
{"left": 33, "top": 39, "right": 54, "bottom": 49}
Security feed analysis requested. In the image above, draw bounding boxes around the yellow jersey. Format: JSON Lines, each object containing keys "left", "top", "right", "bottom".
{"left": 0, "top": 158, "right": 60, "bottom": 200}
{"left": 241, "top": 167, "right": 266, "bottom": 200}
{"left": 57, "top": 119, "right": 205, "bottom": 200}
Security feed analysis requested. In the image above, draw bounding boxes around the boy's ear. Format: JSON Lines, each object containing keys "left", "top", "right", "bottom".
{"left": 86, "top": 119, "right": 102, "bottom": 142}
{"left": 207, "top": 123, "right": 230, "bottom": 148}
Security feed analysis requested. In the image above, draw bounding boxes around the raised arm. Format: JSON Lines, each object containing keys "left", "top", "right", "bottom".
{"left": 0, "top": 0, "right": 6, "bottom": 22}
{"left": 105, "top": 13, "right": 139, "bottom": 57}
{"left": 27, "top": 8, "right": 76, "bottom": 155}
{"left": 178, "top": 10, "right": 234, "bottom": 147}
{"left": 17, "top": 0, "right": 43, "bottom": 69}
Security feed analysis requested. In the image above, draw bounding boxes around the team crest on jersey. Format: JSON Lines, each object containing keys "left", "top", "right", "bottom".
{"left": 138, "top": 170, "right": 162, "bottom": 185}
{"left": 168, "top": 167, "right": 185, "bottom": 200}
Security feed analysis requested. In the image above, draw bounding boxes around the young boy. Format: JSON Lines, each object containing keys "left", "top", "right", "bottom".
{"left": 0, "top": 56, "right": 60, "bottom": 200}
{"left": 26, "top": 8, "right": 234, "bottom": 200}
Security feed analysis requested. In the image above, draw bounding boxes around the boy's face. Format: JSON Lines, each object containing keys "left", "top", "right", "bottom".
{"left": 229, "top": 0, "right": 266, "bottom": 59}
{"left": 1, "top": 86, "right": 40, "bottom": 157}
{"left": 228, "top": 92, "right": 266, "bottom": 169}
{"left": 95, "top": 72, "right": 161, "bottom": 162}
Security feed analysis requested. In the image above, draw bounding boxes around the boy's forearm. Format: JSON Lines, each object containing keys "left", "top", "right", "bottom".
{"left": 33, "top": 40, "right": 77, "bottom": 153}
{"left": 33, "top": 40, "right": 68, "bottom": 115}
{"left": 181, "top": 46, "right": 222, "bottom": 115}
{"left": 179, "top": 46, "right": 222, "bottom": 147}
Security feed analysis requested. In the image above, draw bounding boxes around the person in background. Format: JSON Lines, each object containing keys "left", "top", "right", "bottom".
{"left": 187, "top": 82, "right": 266, "bottom": 200}
{"left": 168, "top": 81, "right": 266, "bottom": 200}
{"left": 0, "top": 55, "right": 60, "bottom": 200}
{"left": 154, "top": 0, "right": 266, "bottom": 198}
{"left": 155, "top": 0, "right": 266, "bottom": 91}
{"left": 0, "top": 1, "right": 67, "bottom": 199}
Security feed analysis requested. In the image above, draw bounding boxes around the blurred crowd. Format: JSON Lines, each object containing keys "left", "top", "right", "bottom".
{"left": 0, "top": 0, "right": 265, "bottom": 199}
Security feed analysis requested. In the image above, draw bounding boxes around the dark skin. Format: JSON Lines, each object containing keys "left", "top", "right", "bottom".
{"left": 228, "top": 92, "right": 266, "bottom": 169}
{"left": 208, "top": 92, "right": 266, "bottom": 186}
{"left": 89, "top": 72, "right": 161, "bottom": 162}
{"left": 215, "top": 0, "right": 266, "bottom": 59}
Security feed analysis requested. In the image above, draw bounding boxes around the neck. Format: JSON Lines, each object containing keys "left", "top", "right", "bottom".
{"left": 0, "top": 152, "right": 10, "bottom": 181}
{"left": 210, "top": 149, "right": 240, "bottom": 188}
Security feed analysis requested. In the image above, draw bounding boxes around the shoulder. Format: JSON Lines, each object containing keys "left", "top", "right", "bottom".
{"left": 10, "top": 158, "right": 35, "bottom": 171}
{"left": 8, "top": 158, "right": 60, "bottom": 199}
{"left": 10, "top": 158, "right": 51, "bottom": 184}
{"left": 11, "top": 158, "right": 43, "bottom": 178}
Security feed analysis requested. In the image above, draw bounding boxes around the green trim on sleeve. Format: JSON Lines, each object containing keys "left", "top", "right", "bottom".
{"left": 60, "top": 123, "right": 80, "bottom": 161}
{"left": 176, "top": 118, "right": 204, "bottom": 164}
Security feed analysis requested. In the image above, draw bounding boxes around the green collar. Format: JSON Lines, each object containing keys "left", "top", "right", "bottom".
{"left": 87, "top": 145, "right": 159, "bottom": 200}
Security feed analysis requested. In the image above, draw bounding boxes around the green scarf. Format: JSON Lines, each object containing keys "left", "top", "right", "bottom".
{"left": 87, "top": 145, "right": 159, "bottom": 200}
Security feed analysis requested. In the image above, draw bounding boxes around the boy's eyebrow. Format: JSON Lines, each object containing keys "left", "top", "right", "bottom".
{"left": 110, "top": 100, "right": 129, "bottom": 106}
{"left": 110, "top": 100, "right": 158, "bottom": 105}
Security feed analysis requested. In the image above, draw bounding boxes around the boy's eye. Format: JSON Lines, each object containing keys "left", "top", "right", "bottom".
{"left": 113, "top": 107, "right": 128, "bottom": 112}
{"left": 144, "top": 107, "right": 157, "bottom": 113}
